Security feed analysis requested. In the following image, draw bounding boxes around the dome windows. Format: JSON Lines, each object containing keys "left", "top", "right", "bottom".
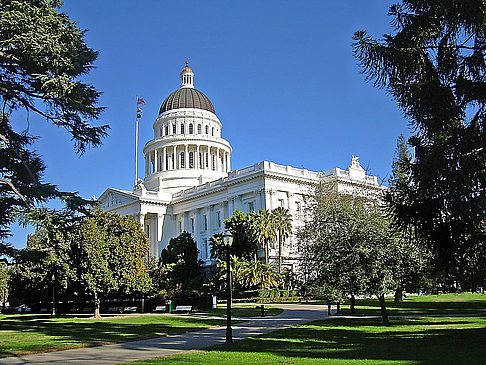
{"left": 197, "top": 124, "right": 201, "bottom": 134}
{"left": 181, "top": 124, "right": 185, "bottom": 134}
{"left": 189, "top": 123, "right": 194, "bottom": 134}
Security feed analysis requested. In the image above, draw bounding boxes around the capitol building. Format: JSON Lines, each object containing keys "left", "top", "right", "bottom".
{"left": 99, "top": 63, "right": 385, "bottom": 271}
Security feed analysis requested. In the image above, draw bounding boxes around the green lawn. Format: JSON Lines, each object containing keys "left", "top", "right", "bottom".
{"left": 0, "top": 314, "right": 224, "bottom": 358}
{"left": 129, "top": 293, "right": 486, "bottom": 365}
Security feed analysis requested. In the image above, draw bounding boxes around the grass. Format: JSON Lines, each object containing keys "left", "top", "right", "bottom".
{"left": 128, "top": 293, "right": 486, "bottom": 365}
{"left": 0, "top": 314, "right": 225, "bottom": 358}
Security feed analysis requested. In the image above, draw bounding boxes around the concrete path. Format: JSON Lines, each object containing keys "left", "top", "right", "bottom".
{"left": 0, "top": 303, "right": 328, "bottom": 365}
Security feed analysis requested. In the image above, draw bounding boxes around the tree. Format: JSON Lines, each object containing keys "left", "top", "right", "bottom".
{"left": 353, "top": 1, "right": 486, "bottom": 285}
{"left": 0, "top": 259, "right": 9, "bottom": 310}
{"left": 298, "top": 185, "right": 421, "bottom": 324}
{"left": 250, "top": 210, "right": 276, "bottom": 263}
{"left": 77, "top": 209, "right": 151, "bottom": 318}
{"left": 271, "top": 207, "right": 292, "bottom": 273}
{"left": 0, "top": 0, "right": 108, "bottom": 255}
{"left": 210, "top": 210, "right": 257, "bottom": 261}
{"left": 160, "top": 232, "right": 202, "bottom": 291}
{"left": 387, "top": 136, "right": 432, "bottom": 302}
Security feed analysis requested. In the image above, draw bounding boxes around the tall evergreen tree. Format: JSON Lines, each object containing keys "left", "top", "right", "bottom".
{"left": 353, "top": 1, "right": 486, "bottom": 282}
{"left": 0, "top": 0, "right": 108, "bottom": 255}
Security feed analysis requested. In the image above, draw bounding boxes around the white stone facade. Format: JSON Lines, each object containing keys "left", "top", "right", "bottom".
{"left": 99, "top": 64, "right": 386, "bottom": 269}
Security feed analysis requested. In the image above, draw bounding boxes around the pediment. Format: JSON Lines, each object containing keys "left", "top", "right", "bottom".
{"left": 98, "top": 189, "right": 138, "bottom": 210}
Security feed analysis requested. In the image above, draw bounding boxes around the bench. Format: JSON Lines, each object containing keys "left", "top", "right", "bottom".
{"left": 108, "top": 306, "right": 123, "bottom": 313}
{"left": 40, "top": 308, "right": 48, "bottom": 313}
{"left": 154, "top": 305, "right": 165, "bottom": 312}
{"left": 123, "top": 306, "right": 137, "bottom": 313}
{"left": 255, "top": 304, "right": 265, "bottom": 316}
{"left": 82, "top": 307, "right": 92, "bottom": 313}
{"left": 173, "top": 305, "right": 192, "bottom": 313}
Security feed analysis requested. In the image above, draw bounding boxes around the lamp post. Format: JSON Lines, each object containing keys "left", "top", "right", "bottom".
{"left": 222, "top": 231, "right": 234, "bottom": 345}
{"left": 51, "top": 273, "right": 56, "bottom": 316}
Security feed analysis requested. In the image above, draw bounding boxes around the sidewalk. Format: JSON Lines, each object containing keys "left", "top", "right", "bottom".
{"left": 0, "top": 303, "right": 328, "bottom": 365}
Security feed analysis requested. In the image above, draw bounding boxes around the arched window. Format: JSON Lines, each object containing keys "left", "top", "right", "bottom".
{"left": 197, "top": 124, "right": 201, "bottom": 134}
{"left": 172, "top": 124, "right": 176, "bottom": 134}
{"left": 160, "top": 128, "right": 163, "bottom": 137}
{"left": 180, "top": 152, "right": 185, "bottom": 168}
{"left": 211, "top": 127, "right": 214, "bottom": 136}
{"left": 189, "top": 151, "right": 194, "bottom": 168}
{"left": 205, "top": 153, "right": 209, "bottom": 168}
{"left": 165, "top": 125, "right": 169, "bottom": 135}
{"left": 181, "top": 124, "right": 185, "bottom": 134}
{"left": 205, "top": 125, "right": 209, "bottom": 134}
{"left": 189, "top": 124, "right": 193, "bottom": 134}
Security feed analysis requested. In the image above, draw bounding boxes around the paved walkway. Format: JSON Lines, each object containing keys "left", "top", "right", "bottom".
{"left": 0, "top": 303, "right": 328, "bottom": 365}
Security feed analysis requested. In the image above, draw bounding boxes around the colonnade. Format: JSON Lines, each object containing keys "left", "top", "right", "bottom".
{"left": 145, "top": 144, "right": 230, "bottom": 175}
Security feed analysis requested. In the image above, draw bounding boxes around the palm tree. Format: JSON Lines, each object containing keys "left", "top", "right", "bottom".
{"left": 250, "top": 210, "right": 275, "bottom": 263}
{"left": 272, "top": 207, "right": 292, "bottom": 273}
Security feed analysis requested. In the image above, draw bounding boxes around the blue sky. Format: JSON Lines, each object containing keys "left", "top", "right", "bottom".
{"left": 9, "top": 0, "right": 408, "bottom": 248}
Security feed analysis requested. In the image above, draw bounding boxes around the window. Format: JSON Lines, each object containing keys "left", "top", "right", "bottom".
{"left": 189, "top": 123, "right": 193, "bottom": 134}
{"left": 180, "top": 152, "right": 185, "bottom": 168}
{"left": 181, "top": 124, "right": 185, "bottom": 134}
{"left": 205, "top": 153, "right": 209, "bottom": 168}
{"left": 248, "top": 202, "right": 255, "bottom": 212}
{"left": 197, "top": 124, "right": 201, "bottom": 134}
{"left": 212, "top": 155, "right": 216, "bottom": 170}
{"left": 296, "top": 201, "right": 302, "bottom": 218}
{"left": 172, "top": 124, "right": 176, "bottom": 134}
{"left": 166, "top": 154, "right": 170, "bottom": 170}
{"left": 165, "top": 125, "right": 169, "bottom": 135}
{"left": 191, "top": 218, "right": 194, "bottom": 234}
{"left": 160, "top": 128, "right": 163, "bottom": 137}
{"left": 145, "top": 225, "right": 150, "bottom": 238}
{"left": 202, "top": 240, "right": 208, "bottom": 259}
{"left": 217, "top": 211, "right": 221, "bottom": 228}
{"left": 205, "top": 125, "right": 209, "bottom": 134}
{"left": 189, "top": 151, "right": 194, "bottom": 168}
{"left": 278, "top": 199, "right": 285, "bottom": 207}
{"left": 179, "top": 221, "right": 182, "bottom": 233}
{"left": 204, "top": 215, "right": 208, "bottom": 230}
{"left": 211, "top": 127, "right": 214, "bottom": 136}
{"left": 199, "top": 152, "right": 202, "bottom": 168}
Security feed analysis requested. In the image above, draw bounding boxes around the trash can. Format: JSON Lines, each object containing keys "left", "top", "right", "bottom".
{"left": 165, "top": 300, "right": 173, "bottom": 313}
{"left": 212, "top": 295, "right": 217, "bottom": 309}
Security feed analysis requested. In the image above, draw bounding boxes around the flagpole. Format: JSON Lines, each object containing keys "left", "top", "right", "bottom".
{"left": 135, "top": 94, "right": 139, "bottom": 187}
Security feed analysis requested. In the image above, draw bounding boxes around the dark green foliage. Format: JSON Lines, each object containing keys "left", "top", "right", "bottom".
{"left": 160, "top": 232, "right": 202, "bottom": 290}
{"left": 210, "top": 210, "right": 256, "bottom": 261}
{"left": 0, "top": 0, "right": 108, "bottom": 254}
{"left": 353, "top": 1, "right": 486, "bottom": 285}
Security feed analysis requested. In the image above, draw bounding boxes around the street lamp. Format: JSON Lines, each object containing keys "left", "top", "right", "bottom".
{"left": 51, "top": 273, "right": 56, "bottom": 316}
{"left": 222, "top": 231, "right": 234, "bottom": 345}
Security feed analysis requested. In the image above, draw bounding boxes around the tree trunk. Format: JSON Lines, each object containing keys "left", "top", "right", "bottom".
{"left": 264, "top": 241, "right": 268, "bottom": 263}
{"left": 378, "top": 294, "right": 389, "bottom": 325}
{"left": 278, "top": 234, "right": 282, "bottom": 273}
{"left": 350, "top": 294, "right": 356, "bottom": 314}
{"left": 94, "top": 292, "right": 101, "bottom": 319}
{"left": 336, "top": 302, "right": 341, "bottom": 314}
{"left": 394, "top": 286, "right": 403, "bottom": 303}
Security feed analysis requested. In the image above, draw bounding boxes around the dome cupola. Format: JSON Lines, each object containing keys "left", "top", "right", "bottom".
{"left": 159, "top": 62, "right": 215, "bottom": 115}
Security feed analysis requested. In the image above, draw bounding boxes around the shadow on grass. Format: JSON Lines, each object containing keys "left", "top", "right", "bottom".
{"left": 206, "top": 316, "right": 486, "bottom": 364}
{"left": 0, "top": 315, "right": 224, "bottom": 358}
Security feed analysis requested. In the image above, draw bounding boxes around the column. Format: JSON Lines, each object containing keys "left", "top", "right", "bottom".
{"left": 154, "top": 149, "right": 158, "bottom": 172}
{"left": 216, "top": 148, "right": 221, "bottom": 171}
{"left": 155, "top": 213, "right": 164, "bottom": 256}
{"left": 227, "top": 153, "right": 231, "bottom": 172}
{"left": 173, "top": 145, "right": 177, "bottom": 169}
{"left": 196, "top": 144, "right": 200, "bottom": 169}
{"left": 145, "top": 155, "right": 148, "bottom": 176}
{"left": 184, "top": 144, "right": 188, "bottom": 169}
{"left": 138, "top": 212, "right": 145, "bottom": 230}
{"left": 162, "top": 146, "right": 166, "bottom": 171}
{"left": 223, "top": 151, "right": 227, "bottom": 173}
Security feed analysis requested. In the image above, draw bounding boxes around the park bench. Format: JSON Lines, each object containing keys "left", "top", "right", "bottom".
{"left": 82, "top": 307, "right": 91, "bottom": 313}
{"left": 123, "top": 306, "right": 137, "bottom": 313}
{"left": 173, "top": 305, "right": 192, "bottom": 313}
{"left": 108, "top": 306, "right": 123, "bottom": 313}
{"left": 255, "top": 304, "right": 265, "bottom": 316}
{"left": 154, "top": 305, "right": 165, "bottom": 312}
{"left": 40, "top": 308, "right": 48, "bottom": 313}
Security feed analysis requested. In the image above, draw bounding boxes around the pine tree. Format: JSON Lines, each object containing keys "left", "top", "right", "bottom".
{"left": 353, "top": 1, "right": 486, "bottom": 282}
